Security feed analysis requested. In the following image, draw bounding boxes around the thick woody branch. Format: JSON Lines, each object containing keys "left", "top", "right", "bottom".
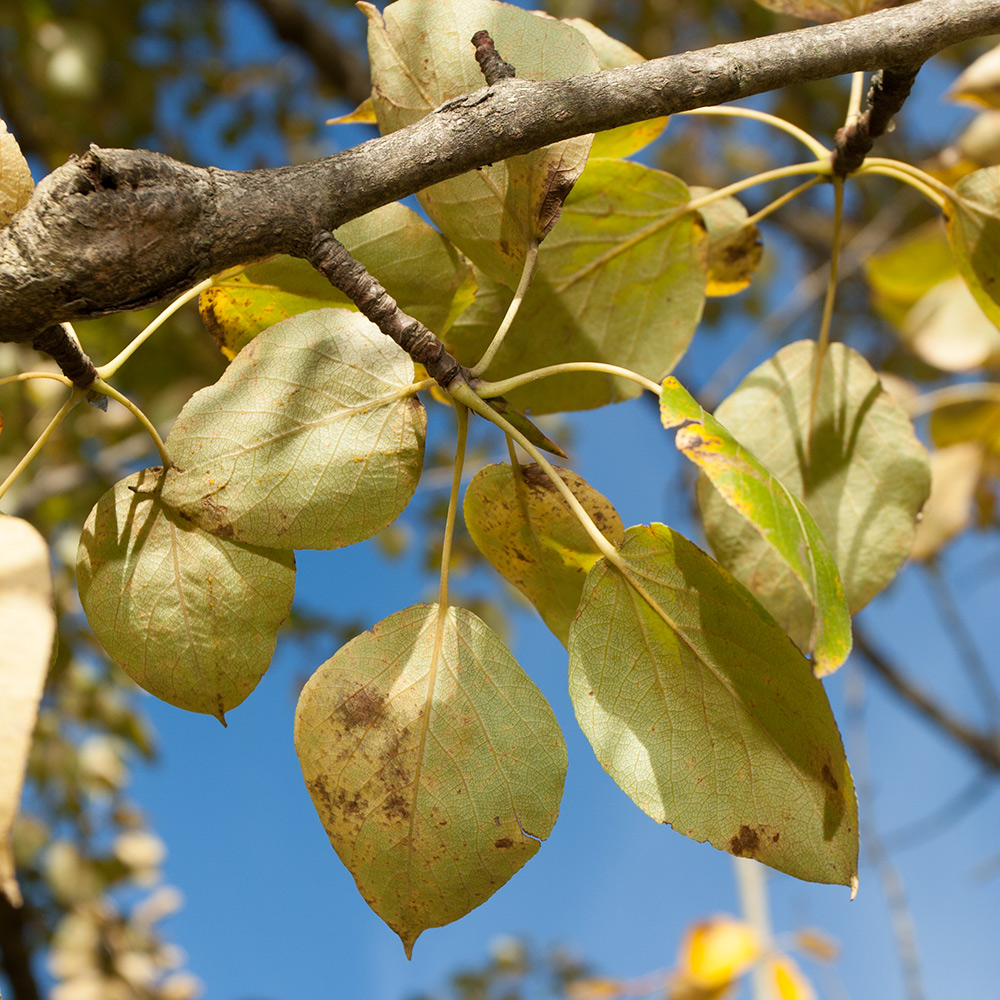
{"left": 2, "top": 0, "right": 999, "bottom": 345}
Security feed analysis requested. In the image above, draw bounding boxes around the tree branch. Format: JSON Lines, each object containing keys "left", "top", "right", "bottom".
{"left": 1, "top": 0, "right": 999, "bottom": 347}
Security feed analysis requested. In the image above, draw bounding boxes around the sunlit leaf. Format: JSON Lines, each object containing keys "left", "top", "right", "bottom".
{"left": 766, "top": 955, "right": 817, "bottom": 1000}
{"left": 464, "top": 462, "right": 625, "bottom": 645}
{"left": 944, "top": 166, "right": 1000, "bottom": 325}
{"left": 200, "top": 202, "right": 473, "bottom": 358}
{"left": 0, "top": 516, "right": 55, "bottom": 905}
{"left": 563, "top": 18, "right": 668, "bottom": 160}
{"left": 447, "top": 159, "right": 708, "bottom": 414}
{"left": 689, "top": 188, "right": 763, "bottom": 297}
{"left": 568, "top": 523, "right": 858, "bottom": 887}
{"left": 752, "top": 0, "right": 901, "bottom": 24}
{"left": 675, "top": 916, "right": 760, "bottom": 990}
{"left": 162, "top": 309, "right": 426, "bottom": 549}
{"left": 698, "top": 342, "right": 930, "bottom": 651}
{"left": 949, "top": 43, "right": 1000, "bottom": 109}
{"left": 77, "top": 468, "right": 296, "bottom": 722}
{"left": 362, "top": 0, "right": 598, "bottom": 287}
{"left": 295, "top": 603, "right": 566, "bottom": 956}
{"left": 910, "top": 443, "right": 984, "bottom": 560}
{"left": 660, "top": 377, "right": 850, "bottom": 675}
{"left": 0, "top": 119, "right": 33, "bottom": 227}
{"left": 326, "top": 96, "right": 377, "bottom": 125}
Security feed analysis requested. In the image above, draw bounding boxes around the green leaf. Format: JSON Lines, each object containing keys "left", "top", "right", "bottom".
{"left": 464, "top": 463, "right": 625, "bottom": 645}
{"left": 945, "top": 166, "right": 1000, "bottom": 325}
{"left": 660, "top": 377, "right": 850, "bottom": 675}
{"left": 698, "top": 342, "right": 930, "bottom": 651}
{"left": 447, "top": 159, "right": 708, "bottom": 414}
{"left": 562, "top": 18, "right": 668, "bottom": 160}
{"left": 77, "top": 469, "right": 295, "bottom": 723}
{"left": 362, "top": 0, "right": 598, "bottom": 288}
{"left": 200, "top": 201, "right": 473, "bottom": 357}
{"left": 688, "top": 188, "right": 764, "bottom": 298}
{"left": 295, "top": 603, "right": 566, "bottom": 956}
{"left": 568, "top": 523, "right": 858, "bottom": 888}
{"left": 0, "top": 516, "right": 55, "bottom": 905}
{"left": 161, "top": 309, "right": 426, "bottom": 550}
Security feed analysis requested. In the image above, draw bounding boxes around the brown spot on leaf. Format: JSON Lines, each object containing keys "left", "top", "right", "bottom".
{"left": 337, "top": 686, "right": 386, "bottom": 731}
{"left": 494, "top": 837, "right": 514, "bottom": 849}
{"left": 728, "top": 824, "right": 762, "bottom": 857}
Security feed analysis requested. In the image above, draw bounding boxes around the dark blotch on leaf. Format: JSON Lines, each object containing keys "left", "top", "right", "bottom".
{"left": 728, "top": 824, "right": 762, "bottom": 857}
{"left": 494, "top": 837, "right": 514, "bottom": 849}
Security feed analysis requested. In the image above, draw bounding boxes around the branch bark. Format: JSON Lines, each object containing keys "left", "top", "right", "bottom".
{"left": 1, "top": 0, "right": 999, "bottom": 346}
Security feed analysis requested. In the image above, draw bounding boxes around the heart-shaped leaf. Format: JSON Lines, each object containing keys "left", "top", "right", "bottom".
{"left": 363, "top": 0, "right": 598, "bottom": 287}
{"left": 295, "top": 603, "right": 566, "bottom": 956}
{"left": 464, "top": 462, "right": 624, "bottom": 645}
{"left": 698, "top": 342, "right": 930, "bottom": 651}
{"left": 161, "top": 309, "right": 426, "bottom": 549}
{"left": 660, "top": 377, "right": 850, "bottom": 675}
{"left": 77, "top": 469, "right": 296, "bottom": 722}
{"left": 569, "top": 523, "right": 857, "bottom": 888}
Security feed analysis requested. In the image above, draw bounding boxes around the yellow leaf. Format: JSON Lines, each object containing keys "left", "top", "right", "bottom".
{"left": 678, "top": 916, "right": 761, "bottom": 987}
{"left": 949, "top": 43, "right": 1000, "bottom": 109}
{"left": 326, "top": 95, "right": 376, "bottom": 125}
{"left": 767, "top": 955, "right": 818, "bottom": 1000}
{"left": 0, "top": 119, "right": 34, "bottom": 227}
{"left": 794, "top": 927, "right": 840, "bottom": 962}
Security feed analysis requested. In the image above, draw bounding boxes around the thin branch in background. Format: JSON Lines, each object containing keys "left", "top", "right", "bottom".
{"left": 845, "top": 665, "right": 926, "bottom": 1000}
{"left": 247, "top": 0, "right": 371, "bottom": 105}
{"left": 884, "top": 771, "right": 996, "bottom": 852}
{"left": 921, "top": 561, "right": 1000, "bottom": 731}
{"left": 853, "top": 624, "right": 1000, "bottom": 773}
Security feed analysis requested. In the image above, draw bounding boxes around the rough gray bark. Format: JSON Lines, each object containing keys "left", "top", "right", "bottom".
{"left": 1, "top": 0, "right": 999, "bottom": 347}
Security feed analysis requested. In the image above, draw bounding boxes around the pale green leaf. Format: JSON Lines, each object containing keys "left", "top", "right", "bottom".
{"left": 447, "top": 159, "right": 708, "bottom": 414}
{"left": 200, "top": 202, "right": 473, "bottom": 357}
{"left": 464, "top": 463, "right": 625, "bottom": 645}
{"left": 295, "top": 603, "right": 566, "bottom": 956}
{"left": 161, "top": 309, "right": 426, "bottom": 549}
{"left": 660, "top": 377, "right": 850, "bottom": 675}
{"left": 0, "top": 516, "right": 55, "bottom": 905}
{"left": 0, "top": 120, "right": 33, "bottom": 227}
{"left": 77, "top": 469, "right": 296, "bottom": 722}
{"left": 752, "top": 0, "right": 901, "bottom": 24}
{"left": 568, "top": 523, "right": 857, "bottom": 888}
{"left": 944, "top": 166, "right": 1000, "bottom": 325}
{"left": 698, "top": 342, "right": 930, "bottom": 651}
{"left": 362, "top": 0, "right": 598, "bottom": 288}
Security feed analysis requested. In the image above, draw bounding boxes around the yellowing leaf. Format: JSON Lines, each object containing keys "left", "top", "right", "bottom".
{"left": 678, "top": 916, "right": 761, "bottom": 987}
{"left": 910, "top": 443, "right": 984, "bottom": 560}
{"left": 660, "top": 377, "right": 850, "bottom": 675}
{"left": 463, "top": 463, "right": 625, "bottom": 645}
{"left": 363, "top": 0, "right": 598, "bottom": 288}
{"left": 0, "top": 119, "right": 33, "bottom": 227}
{"left": 0, "top": 516, "right": 55, "bottom": 905}
{"left": 77, "top": 469, "right": 296, "bottom": 722}
{"left": 698, "top": 342, "right": 930, "bottom": 653}
{"left": 569, "top": 524, "right": 858, "bottom": 887}
{"left": 294, "top": 603, "right": 566, "bottom": 956}
{"left": 162, "top": 310, "right": 426, "bottom": 550}
{"left": 944, "top": 166, "right": 1000, "bottom": 325}
{"left": 326, "top": 96, "right": 376, "bottom": 125}
{"left": 447, "top": 160, "right": 707, "bottom": 414}
{"left": 752, "top": 0, "right": 901, "bottom": 24}
{"left": 199, "top": 201, "right": 472, "bottom": 358}
{"left": 767, "top": 955, "right": 818, "bottom": 1000}
{"left": 930, "top": 397, "right": 1000, "bottom": 453}
{"left": 949, "top": 43, "right": 1000, "bottom": 109}
{"left": 688, "top": 188, "right": 763, "bottom": 297}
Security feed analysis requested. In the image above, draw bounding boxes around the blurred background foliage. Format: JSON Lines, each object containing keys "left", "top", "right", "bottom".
{"left": 0, "top": 1, "right": 998, "bottom": 999}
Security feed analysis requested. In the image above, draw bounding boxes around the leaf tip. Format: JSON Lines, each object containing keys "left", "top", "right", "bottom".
{"left": 215, "top": 710, "right": 228, "bottom": 728}
{"left": 849, "top": 874, "right": 859, "bottom": 901}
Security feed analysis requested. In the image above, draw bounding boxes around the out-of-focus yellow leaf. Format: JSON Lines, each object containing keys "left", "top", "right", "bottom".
{"left": 326, "top": 96, "right": 376, "bottom": 125}
{"left": 766, "top": 955, "right": 818, "bottom": 1000}
{"left": 0, "top": 119, "right": 34, "bottom": 227}
{"left": 930, "top": 398, "right": 1000, "bottom": 453}
{"left": 794, "top": 927, "right": 840, "bottom": 962}
{"left": 949, "top": 43, "right": 1000, "bottom": 109}
{"left": 565, "top": 977, "right": 625, "bottom": 1000}
{"left": 752, "top": 0, "right": 901, "bottom": 24}
{"left": 679, "top": 916, "right": 761, "bottom": 988}
{"left": 911, "top": 443, "right": 985, "bottom": 560}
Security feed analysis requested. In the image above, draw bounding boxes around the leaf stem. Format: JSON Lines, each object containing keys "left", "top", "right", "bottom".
{"left": 470, "top": 241, "right": 539, "bottom": 378}
{"left": 449, "top": 379, "right": 624, "bottom": 570}
{"left": 684, "top": 161, "right": 832, "bottom": 219}
{"left": 0, "top": 391, "right": 82, "bottom": 502}
{"left": 477, "top": 361, "right": 661, "bottom": 399}
{"left": 88, "top": 378, "right": 172, "bottom": 468}
{"left": 98, "top": 278, "right": 214, "bottom": 379}
{"left": 0, "top": 371, "right": 73, "bottom": 390}
{"left": 680, "top": 106, "right": 830, "bottom": 161}
{"left": 846, "top": 71, "right": 865, "bottom": 128}
{"left": 854, "top": 158, "right": 949, "bottom": 209}
{"left": 905, "top": 381, "right": 1000, "bottom": 418}
{"left": 743, "top": 176, "right": 823, "bottom": 228}
{"left": 437, "top": 403, "right": 469, "bottom": 611}
{"left": 806, "top": 176, "right": 845, "bottom": 464}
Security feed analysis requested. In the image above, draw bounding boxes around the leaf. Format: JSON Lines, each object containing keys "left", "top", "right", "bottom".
{"left": 161, "top": 309, "right": 426, "bottom": 550}
{"left": 77, "top": 469, "right": 295, "bottom": 722}
{"left": 0, "top": 119, "right": 33, "bottom": 227}
{"left": 463, "top": 462, "right": 625, "bottom": 645}
{"left": 562, "top": 18, "right": 668, "bottom": 160}
{"left": 752, "top": 0, "right": 901, "bottom": 25}
{"left": 698, "top": 342, "right": 930, "bottom": 651}
{"left": 674, "top": 916, "right": 761, "bottom": 991}
{"left": 294, "top": 603, "right": 566, "bottom": 956}
{"left": 930, "top": 397, "right": 1000, "bottom": 453}
{"left": 447, "top": 159, "right": 708, "bottom": 414}
{"left": 689, "top": 188, "right": 764, "bottom": 297}
{"left": 910, "top": 443, "right": 984, "bottom": 561}
{"left": 200, "top": 202, "right": 473, "bottom": 358}
{"left": 949, "top": 43, "right": 1000, "bottom": 109}
{"left": 944, "top": 166, "right": 1000, "bottom": 325}
{"left": 568, "top": 523, "right": 858, "bottom": 887}
{"left": 660, "top": 377, "right": 850, "bottom": 675}
{"left": 0, "top": 516, "right": 55, "bottom": 906}
{"left": 362, "top": 0, "right": 598, "bottom": 288}
{"left": 326, "top": 96, "right": 377, "bottom": 125}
